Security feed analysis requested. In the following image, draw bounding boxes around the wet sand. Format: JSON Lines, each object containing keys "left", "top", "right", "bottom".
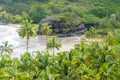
{"left": 0, "top": 24, "right": 82, "bottom": 58}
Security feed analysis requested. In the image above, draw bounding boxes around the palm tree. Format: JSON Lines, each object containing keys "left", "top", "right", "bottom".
{"left": 47, "top": 36, "right": 61, "bottom": 57}
{"left": 41, "top": 23, "right": 52, "bottom": 52}
{"left": 18, "top": 19, "right": 38, "bottom": 52}
{"left": 85, "top": 27, "right": 97, "bottom": 42}
{"left": 0, "top": 41, "right": 13, "bottom": 54}
{"left": 0, "top": 61, "right": 32, "bottom": 80}
{"left": 105, "top": 32, "right": 116, "bottom": 46}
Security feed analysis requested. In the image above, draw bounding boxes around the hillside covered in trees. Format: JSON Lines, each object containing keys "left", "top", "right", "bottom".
{"left": 0, "top": 0, "right": 120, "bottom": 25}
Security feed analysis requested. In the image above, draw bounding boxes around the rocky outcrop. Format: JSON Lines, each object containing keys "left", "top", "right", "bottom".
{"left": 39, "top": 16, "right": 87, "bottom": 37}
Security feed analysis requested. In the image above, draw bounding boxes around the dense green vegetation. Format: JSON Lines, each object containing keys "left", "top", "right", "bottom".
{"left": 0, "top": 30, "right": 120, "bottom": 79}
{"left": 0, "top": 0, "right": 120, "bottom": 80}
{"left": 0, "top": 0, "right": 120, "bottom": 27}
{"left": 0, "top": 18, "right": 120, "bottom": 79}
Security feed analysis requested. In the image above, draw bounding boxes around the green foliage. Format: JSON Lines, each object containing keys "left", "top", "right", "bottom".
{"left": 0, "top": 0, "right": 120, "bottom": 24}
{"left": 13, "top": 15, "right": 23, "bottom": 23}
{"left": 105, "top": 30, "right": 120, "bottom": 46}
{"left": 89, "top": 6, "right": 114, "bottom": 18}
{"left": 28, "top": 3, "right": 48, "bottom": 23}
{"left": 18, "top": 19, "right": 38, "bottom": 38}
{"left": 0, "top": 38, "right": 120, "bottom": 80}
{"left": 85, "top": 27, "right": 97, "bottom": 41}
{"left": 2, "top": 28, "right": 120, "bottom": 80}
{"left": 18, "top": 19, "right": 38, "bottom": 52}
{"left": 41, "top": 23, "right": 52, "bottom": 36}
{"left": 0, "top": 41, "right": 13, "bottom": 54}
{"left": 47, "top": 36, "right": 62, "bottom": 57}
{"left": 41, "top": 23, "right": 52, "bottom": 53}
{"left": 0, "top": 6, "right": 26, "bottom": 23}
{"left": 0, "top": 1, "right": 120, "bottom": 79}
{"left": 100, "top": 14, "right": 120, "bottom": 29}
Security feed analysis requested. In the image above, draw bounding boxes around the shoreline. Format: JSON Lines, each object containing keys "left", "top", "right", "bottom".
{"left": 0, "top": 24, "right": 83, "bottom": 58}
{"left": 0, "top": 24, "right": 103, "bottom": 58}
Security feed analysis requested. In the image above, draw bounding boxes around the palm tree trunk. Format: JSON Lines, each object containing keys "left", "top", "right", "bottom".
{"left": 46, "top": 35, "right": 48, "bottom": 54}
{"left": 27, "top": 35, "right": 29, "bottom": 52}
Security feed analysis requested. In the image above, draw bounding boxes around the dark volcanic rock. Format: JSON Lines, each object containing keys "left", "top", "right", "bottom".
{"left": 39, "top": 16, "right": 87, "bottom": 36}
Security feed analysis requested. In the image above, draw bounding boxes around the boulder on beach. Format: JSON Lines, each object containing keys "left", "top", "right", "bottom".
{"left": 39, "top": 14, "right": 87, "bottom": 37}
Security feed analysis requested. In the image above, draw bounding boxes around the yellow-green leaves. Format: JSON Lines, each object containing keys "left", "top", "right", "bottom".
{"left": 41, "top": 23, "right": 52, "bottom": 35}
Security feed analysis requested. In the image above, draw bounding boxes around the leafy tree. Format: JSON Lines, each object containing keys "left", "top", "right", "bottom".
{"left": 105, "top": 32, "right": 117, "bottom": 46}
{"left": 89, "top": 6, "right": 110, "bottom": 18}
{"left": 0, "top": 38, "right": 120, "bottom": 80}
{"left": 21, "top": 12, "right": 29, "bottom": 20}
{"left": 18, "top": 19, "right": 38, "bottom": 52}
{"left": 41, "top": 23, "right": 52, "bottom": 53}
{"left": 0, "top": 66, "right": 32, "bottom": 80}
{"left": 0, "top": 9, "right": 14, "bottom": 23}
{"left": 100, "top": 14, "right": 120, "bottom": 30}
{"left": 0, "top": 41, "right": 13, "bottom": 55}
{"left": 28, "top": 3, "right": 48, "bottom": 23}
{"left": 85, "top": 27, "right": 97, "bottom": 41}
{"left": 114, "top": 29, "right": 120, "bottom": 44}
{"left": 47, "top": 36, "right": 61, "bottom": 57}
{"left": 13, "top": 15, "right": 23, "bottom": 23}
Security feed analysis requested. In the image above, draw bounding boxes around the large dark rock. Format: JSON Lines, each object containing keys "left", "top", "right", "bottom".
{"left": 39, "top": 16, "right": 87, "bottom": 36}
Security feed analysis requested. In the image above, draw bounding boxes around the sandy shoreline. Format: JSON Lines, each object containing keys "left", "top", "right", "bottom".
{"left": 0, "top": 24, "right": 83, "bottom": 58}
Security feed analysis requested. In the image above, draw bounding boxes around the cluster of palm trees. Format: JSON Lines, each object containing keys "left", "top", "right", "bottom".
{"left": 18, "top": 19, "right": 62, "bottom": 57}
{"left": 0, "top": 37, "right": 120, "bottom": 80}
{"left": 0, "top": 19, "right": 62, "bottom": 56}
{"left": 0, "top": 19, "right": 120, "bottom": 80}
